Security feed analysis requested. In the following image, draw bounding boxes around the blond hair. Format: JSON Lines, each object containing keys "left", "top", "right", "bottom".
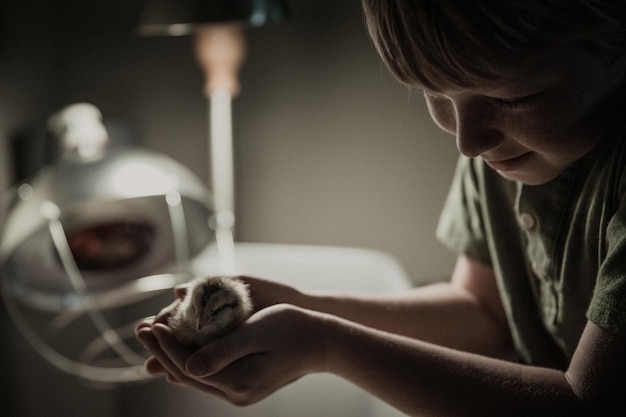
{"left": 362, "top": 0, "right": 626, "bottom": 90}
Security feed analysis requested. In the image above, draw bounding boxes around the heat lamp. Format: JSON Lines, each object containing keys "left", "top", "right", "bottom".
{"left": 139, "top": 0, "right": 288, "bottom": 273}
{"left": 0, "top": 103, "right": 214, "bottom": 383}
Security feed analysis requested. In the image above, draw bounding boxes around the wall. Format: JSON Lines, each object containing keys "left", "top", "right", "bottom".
{"left": 27, "top": 0, "right": 459, "bottom": 283}
{"left": 1, "top": 1, "right": 460, "bottom": 416}
{"left": 234, "top": 3, "right": 459, "bottom": 282}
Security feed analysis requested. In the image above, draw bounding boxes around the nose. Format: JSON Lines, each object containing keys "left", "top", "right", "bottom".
{"left": 454, "top": 99, "right": 504, "bottom": 158}
{"left": 426, "top": 94, "right": 504, "bottom": 158}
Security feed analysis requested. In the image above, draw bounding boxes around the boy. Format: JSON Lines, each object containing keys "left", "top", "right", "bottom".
{"left": 137, "top": 1, "right": 626, "bottom": 415}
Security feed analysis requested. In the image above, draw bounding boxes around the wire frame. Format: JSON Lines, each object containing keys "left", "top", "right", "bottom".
{"left": 1, "top": 191, "right": 211, "bottom": 385}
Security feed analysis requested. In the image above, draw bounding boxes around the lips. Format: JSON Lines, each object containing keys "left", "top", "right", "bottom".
{"left": 484, "top": 152, "right": 532, "bottom": 172}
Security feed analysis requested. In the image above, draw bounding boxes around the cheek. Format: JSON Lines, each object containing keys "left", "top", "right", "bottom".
{"left": 425, "top": 95, "right": 456, "bottom": 134}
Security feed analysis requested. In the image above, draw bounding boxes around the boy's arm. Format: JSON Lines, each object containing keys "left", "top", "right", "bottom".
{"left": 322, "top": 312, "right": 624, "bottom": 416}
{"left": 220, "top": 256, "right": 626, "bottom": 415}
{"left": 308, "top": 255, "right": 625, "bottom": 416}
{"left": 137, "top": 255, "right": 625, "bottom": 415}
{"left": 241, "top": 255, "right": 513, "bottom": 358}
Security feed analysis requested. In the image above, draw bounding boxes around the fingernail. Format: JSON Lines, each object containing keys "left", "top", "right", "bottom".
{"left": 136, "top": 328, "right": 151, "bottom": 343}
{"left": 187, "top": 356, "right": 207, "bottom": 376}
{"left": 152, "top": 324, "right": 168, "bottom": 339}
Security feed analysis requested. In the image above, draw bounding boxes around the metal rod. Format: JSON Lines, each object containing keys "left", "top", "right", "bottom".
{"left": 166, "top": 191, "right": 191, "bottom": 273}
{"left": 195, "top": 23, "right": 245, "bottom": 275}
{"left": 209, "top": 90, "right": 237, "bottom": 273}
{"left": 42, "top": 201, "right": 145, "bottom": 366}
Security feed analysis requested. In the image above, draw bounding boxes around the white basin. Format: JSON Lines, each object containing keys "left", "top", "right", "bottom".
{"left": 133, "top": 242, "right": 412, "bottom": 417}
{"left": 193, "top": 242, "right": 411, "bottom": 294}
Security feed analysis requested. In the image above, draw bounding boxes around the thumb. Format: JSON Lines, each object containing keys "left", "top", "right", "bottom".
{"left": 186, "top": 324, "right": 258, "bottom": 377}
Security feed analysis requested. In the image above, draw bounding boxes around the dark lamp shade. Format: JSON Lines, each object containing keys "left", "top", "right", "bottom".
{"left": 138, "top": 0, "right": 289, "bottom": 36}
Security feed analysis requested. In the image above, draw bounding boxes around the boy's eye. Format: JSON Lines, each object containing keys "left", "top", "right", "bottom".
{"left": 486, "top": 92, "right": 542, "bottom": 110}
{"left": 418, "top": 86, "right": 542, "bottom": 110}
{"left": 489, "top": 97, "right": 527, "bottom": 109}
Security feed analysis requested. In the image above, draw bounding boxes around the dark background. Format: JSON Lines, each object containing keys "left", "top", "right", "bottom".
{"left": 0, "top": 1, "right": 457, "bottom": 415}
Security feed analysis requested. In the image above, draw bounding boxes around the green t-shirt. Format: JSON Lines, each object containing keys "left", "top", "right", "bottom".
{"left": 436, "top": 125, "right": 626, "bottom": 369}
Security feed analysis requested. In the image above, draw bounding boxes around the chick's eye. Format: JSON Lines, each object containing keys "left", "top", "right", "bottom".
{"left": 211, "top": 302, "right": 238, "bottom": 316}
{"left": 211, "top": 305, "right": 227, "bottom": 315}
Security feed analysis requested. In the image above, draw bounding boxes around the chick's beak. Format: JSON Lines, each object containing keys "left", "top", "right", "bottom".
{"left": 196, "top": 315, "right": 206, "bottom": 331}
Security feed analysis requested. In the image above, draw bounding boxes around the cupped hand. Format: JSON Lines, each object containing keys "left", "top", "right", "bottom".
{"left": 136, "top": 303, "right": 331, "bottom": 406}
{"left": 237, "top": 275, "right": 307, "bottom": 311}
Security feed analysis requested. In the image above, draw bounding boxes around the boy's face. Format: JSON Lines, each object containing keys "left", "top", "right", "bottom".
{"left": 423, "top": 45, "right": 626, "bottom": 185}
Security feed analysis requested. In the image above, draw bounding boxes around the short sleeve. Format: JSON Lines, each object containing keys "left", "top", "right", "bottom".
{"left": 436, "top": 156, "right": 492, "bottom": 266}
{"left": 587, "top": 194, "right": 626, "bottom": 336}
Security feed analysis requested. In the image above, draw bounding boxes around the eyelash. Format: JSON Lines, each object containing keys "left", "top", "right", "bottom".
{"left": 489, "top": 97, "right": 528, "bottom": 110}
{"left": 417, "top": 88, "right": 537, "bottom": 110}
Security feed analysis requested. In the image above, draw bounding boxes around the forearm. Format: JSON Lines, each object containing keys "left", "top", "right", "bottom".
{"left": 298, "top": 282, "right": 512, "bottom": 358}
{"left": 323, "top": 315, "right": 583, "bottom": 417}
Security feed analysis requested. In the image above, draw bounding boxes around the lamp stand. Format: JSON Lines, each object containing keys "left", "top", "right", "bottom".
{"left": 194, "top": 23, "right": 246, "bottom": 273}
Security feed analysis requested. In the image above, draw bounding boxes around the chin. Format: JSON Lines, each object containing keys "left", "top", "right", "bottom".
{"left": 499, "top": 172, "right": 557, "bottom": 185}
{"left": 493, "top": 160, "right": 566, "bottom": 185}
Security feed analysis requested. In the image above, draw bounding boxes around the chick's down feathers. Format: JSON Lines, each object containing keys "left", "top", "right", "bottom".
{"left": 168, "top": 276, "right": 253, "bottom": 346}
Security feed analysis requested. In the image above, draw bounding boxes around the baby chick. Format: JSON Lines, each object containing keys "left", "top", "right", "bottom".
{"left": 168, "top": 276, "right": 253, "bottom": 346}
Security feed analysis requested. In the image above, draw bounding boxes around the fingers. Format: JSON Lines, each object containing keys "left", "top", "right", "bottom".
{"left": 185, "top": 333, "right": 307, "bottom": 406}
{"left": 185, "top": 305, "right": 309, "bottom": 378}
{"left": 137, "top": 324, "right": 184, "bottom": 378}
{"left": 135, "top": 288, "right": 318, "bottom": 407}
{"left": 136, "top": 314, "right": 265, "bottom": 402}
{"left": 199, "top": 354, "right": 280, "bottom": 406}
{"left": 144, "top": 356, "right": 166, "bottom": 375}
{"left": 173, "top": 284, "right": 189, "bottom": 299}
{"left": 136, "top": 304, "right": 326, "bottom": 407}
{"left": 152, "top": 298, "right": 181, "bottom": 325}
{"left": 152, "top": 324, "right": 195, "bottom": 370}
{"left": 134, "top": 285, "right": 231, "bottom": 396}
{"left": 137, "top": 324, "right": 227, "bottom": 396}
{"left": 186, "top": 322, "right": 259, "bottom": 377}
{"left": 236, "top": 276, "right": 302, "bottom": 311}
{"left": 135, "top": 315, "right": 156, "bottom": 333}
{"left": 149, "top": 324, "right": 194, "bottom": 377}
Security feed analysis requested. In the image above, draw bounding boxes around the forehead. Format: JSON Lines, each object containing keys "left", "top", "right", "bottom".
{"left": 422, "top": 44, "right": 600, "bottom": 94}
